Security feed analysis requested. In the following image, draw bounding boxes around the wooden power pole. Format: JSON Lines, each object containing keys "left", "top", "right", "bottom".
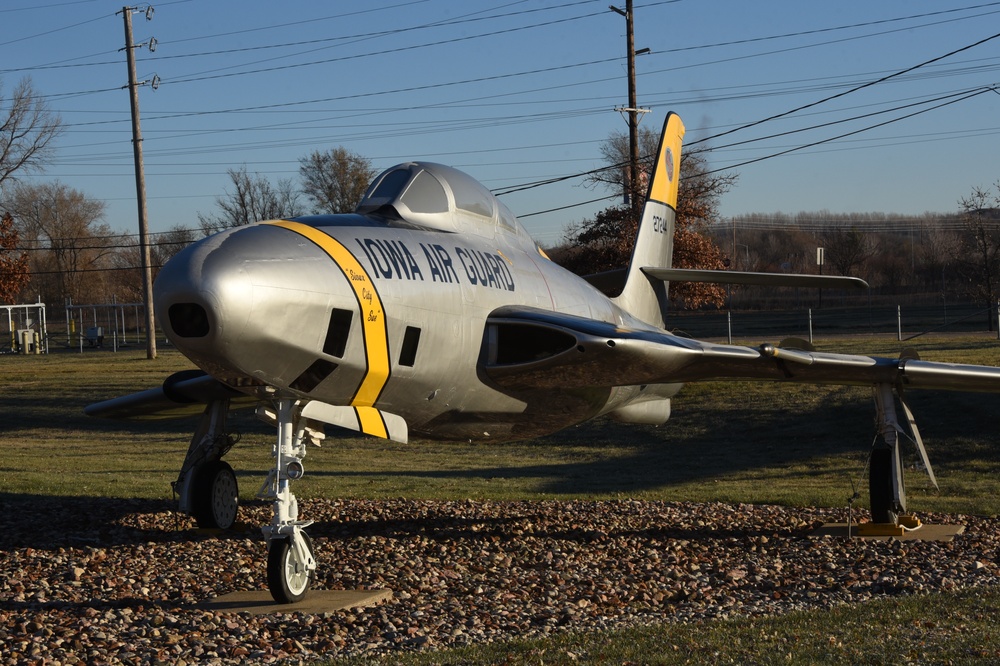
{"left": 611, "top": 0, "right": 648, "bottom": 221}
{"left": 120, "top": 5, "right": 157, "bottom": 359}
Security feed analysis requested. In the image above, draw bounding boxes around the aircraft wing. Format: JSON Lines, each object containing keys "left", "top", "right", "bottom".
{"left": 84, "top": 370, "right": 256, "bottom": 420}
{"left": 482, "top": 306, "right": 1000, "bottom": 393}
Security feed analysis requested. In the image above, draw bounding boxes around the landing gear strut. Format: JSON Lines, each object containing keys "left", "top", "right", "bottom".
{"left": 258, "top": 399, "right": 317, "bottom": 603}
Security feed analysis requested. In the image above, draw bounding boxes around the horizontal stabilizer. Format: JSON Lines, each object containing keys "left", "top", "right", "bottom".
{"left": 85, "top": 370, "right": 254, "bottom": 420}
{"left": 643, "top": 267, "right": 869, "bottom": 289}
{"left": 300, "top": 401, "right": 408, "bottom": 443}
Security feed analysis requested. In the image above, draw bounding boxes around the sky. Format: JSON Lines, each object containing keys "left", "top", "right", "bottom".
{"left": 2, "top": 0, "right": 999, "bottom": 249}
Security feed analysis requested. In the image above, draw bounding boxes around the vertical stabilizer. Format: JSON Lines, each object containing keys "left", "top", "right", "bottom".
{"left": 612, "top": 112, "right": 684, "bottom": 329}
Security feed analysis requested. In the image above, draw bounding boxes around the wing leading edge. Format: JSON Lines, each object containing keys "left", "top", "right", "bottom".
{"left": 481, "top": 306, "right": 1000, "bottom": 393}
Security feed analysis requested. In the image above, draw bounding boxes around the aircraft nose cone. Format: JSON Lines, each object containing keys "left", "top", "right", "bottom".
{"left": 155, "top": 222, "right": 355, "bottom": 384}
{"left": 155, "top": 226, "right": 255, "bottom": 362}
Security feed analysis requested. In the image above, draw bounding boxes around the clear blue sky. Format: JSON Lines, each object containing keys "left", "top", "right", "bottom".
{"left": 3, "top": 0, "right": 999, "bottom": 247}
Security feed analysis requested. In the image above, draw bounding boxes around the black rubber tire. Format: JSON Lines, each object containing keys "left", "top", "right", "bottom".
{"left": 191, "top": 460, "right": 239, "bottom": 529}
{"left": 267, "top": 533, "right": 314, "bottom": 604}
{"left": 869, "top": 447, "right": 899, "bottom": 525}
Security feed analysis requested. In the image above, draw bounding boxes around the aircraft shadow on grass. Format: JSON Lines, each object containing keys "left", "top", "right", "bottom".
{"left": 301, "top": 387, "right": 1000, "bottom": 498}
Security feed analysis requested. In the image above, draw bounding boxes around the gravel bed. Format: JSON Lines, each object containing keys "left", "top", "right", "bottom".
{"left": 2, "top": 496, "right": 998, "bottom": 664}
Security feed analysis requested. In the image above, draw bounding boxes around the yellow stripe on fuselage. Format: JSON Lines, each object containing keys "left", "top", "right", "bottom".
{"left": 268, "top": 220, "right": 390, "bottom": 407}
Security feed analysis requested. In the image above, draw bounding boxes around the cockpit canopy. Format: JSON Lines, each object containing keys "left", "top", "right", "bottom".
{"left": 356, "top": 162, "right": 520, "bottom": 236}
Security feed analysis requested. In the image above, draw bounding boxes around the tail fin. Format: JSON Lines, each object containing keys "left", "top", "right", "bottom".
{"left": 612, "top": 112, "right": 684, "bottom": 329}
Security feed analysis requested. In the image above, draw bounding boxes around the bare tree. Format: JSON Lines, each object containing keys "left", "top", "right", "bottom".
{"left": 198, "top": 166, "right": 303, "bottom": 234}
{"left": 151, "top": 225, "right": 196, "bottom": 269}
{"left": 820, "top": 226, "right": 878, "bottom": 278}
{"left": 954, "top": 183, "right": 1000, "bottom": 324}
{"left": 917, "top": 215, "right": 954, "bottom": 291}
{"left": 0, "top": 77, "right": 62, "bottom": 188}
{"left": 3, "top": 181, "right": 112, "bottom": 304}
{"left": 585, "top": 125, "right": 659, "bottom": 201}
{"left": 0, "top": 211, "right": 29, "bottom": 303}
{"left": 299, "top": 147, "right": 376, "bottom": 214}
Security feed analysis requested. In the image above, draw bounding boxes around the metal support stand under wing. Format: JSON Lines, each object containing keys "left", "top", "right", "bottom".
{"left": 865, "top": 381, "right": 938, "bottom": 531}
{"left": 870, "top": 383, "right": 906, "bottom": 525}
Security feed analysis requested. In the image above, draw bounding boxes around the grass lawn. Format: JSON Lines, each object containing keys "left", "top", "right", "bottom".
{"left": 3, "top": 332, "right": 1000, "bottom": 664}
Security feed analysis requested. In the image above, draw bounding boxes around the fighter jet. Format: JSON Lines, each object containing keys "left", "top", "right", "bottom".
{"left": 87, "top": 113, "right": 1000, "bottom": 603}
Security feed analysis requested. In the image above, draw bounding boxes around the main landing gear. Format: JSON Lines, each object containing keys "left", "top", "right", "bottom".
{"left": 174, "top": 400, "right": 240, "bottom": 530}
{"left": 175, "top": 397, "right": 319, "bottom": 603}
{"left": 866, "top": 382, "right": 937, "bottom": 531}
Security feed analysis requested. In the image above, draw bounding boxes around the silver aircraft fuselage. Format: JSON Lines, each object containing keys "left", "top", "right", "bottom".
{"left": 156, "top": 163, "right": 678, "bottom": 442}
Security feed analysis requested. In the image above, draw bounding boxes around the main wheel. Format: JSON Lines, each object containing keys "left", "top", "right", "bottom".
{"left": 267, "top": 533, "right": 314, "bottom": 603}
{"left": 869, "top": 447, "right": 900, "bottom": 525}
{"left": 191, "top": 460, "right": 239, "bottom": 529}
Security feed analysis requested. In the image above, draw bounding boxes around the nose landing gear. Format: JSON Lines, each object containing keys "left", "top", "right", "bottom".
{"left": 258, "top": 398, "right": 317, "bottom": 603}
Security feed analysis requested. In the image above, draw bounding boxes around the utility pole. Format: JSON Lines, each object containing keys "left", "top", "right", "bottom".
{"left": 120, "top": 5, "right": 158, "bottom": 359}
{"left": 611, "top": 0, "right": 649, "bottom": 222}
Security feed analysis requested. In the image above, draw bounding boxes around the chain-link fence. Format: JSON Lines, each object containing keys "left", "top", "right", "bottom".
{"left": 669, "top": 301, "right": 999, "bottom": 343}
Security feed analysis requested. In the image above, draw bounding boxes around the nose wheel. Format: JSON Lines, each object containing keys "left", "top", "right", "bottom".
{"left": 267, "top": 531, "right": 314, "bottom": 603}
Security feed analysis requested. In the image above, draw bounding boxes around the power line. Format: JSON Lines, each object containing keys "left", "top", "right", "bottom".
{"left": 0, "top": 10, "right": 106, "bottom": 48}
{"left": 690, "top": 30, "right": 1000, "bottom": 147}
{"left": 52, "top": 56, "right": 621, "bottom": 131}
{"left": 709, "top": 86, "right": 994, "bottom": 152}
{"left": 160, "top": 9, "right": 608, "bottom": 87}
{"left": 701, "top": 86, "right": 997, "bottom": 176}
{"left": 494, "top": 30, "right": 1000, "bottom": 212}
{"left": 652, "top": 2, "right": 1000, "bottom": 57}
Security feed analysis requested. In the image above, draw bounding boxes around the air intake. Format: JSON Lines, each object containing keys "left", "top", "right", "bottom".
{"left": 168, "top": 303, "right": 210, "bottom": 338}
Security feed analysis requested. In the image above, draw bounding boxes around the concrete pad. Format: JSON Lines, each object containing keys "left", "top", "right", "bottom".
{"left": 201, "top": 589, "right": 393, "bottom": 615}
{"left": 811, "top": 522, "right": 965, "bottom": 542}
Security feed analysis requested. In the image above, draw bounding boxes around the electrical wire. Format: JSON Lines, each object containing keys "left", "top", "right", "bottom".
{"left": 5, "top": 2, "right": 1000, "bottom": 231}
{"left": 492, "top": 29, "right": 1000, "bottom": 208}
{"left": 700, "top": 86, "right": 997, "bottom": 176}
{"left": 690, "top": 30, "right": 1000, "bottom": 147}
